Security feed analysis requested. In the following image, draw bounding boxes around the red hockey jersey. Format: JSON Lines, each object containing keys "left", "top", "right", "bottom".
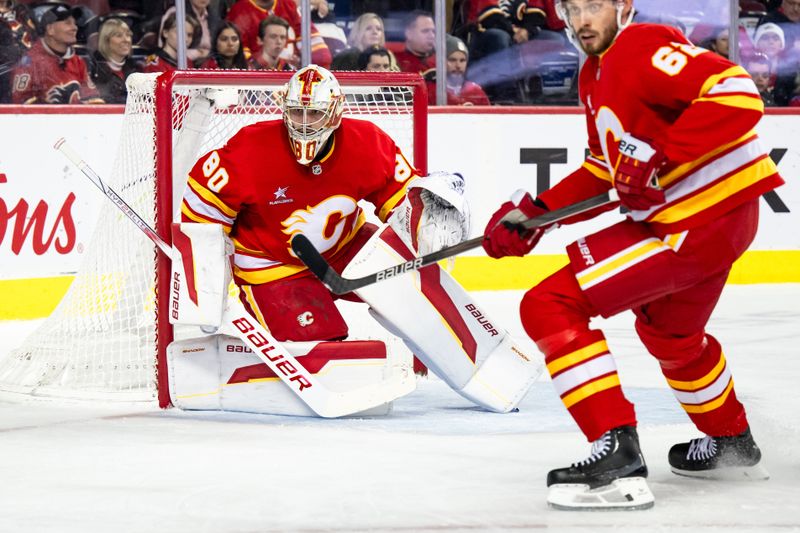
{"left": 225, "top": 0, "right": 331, "bottom": 67}
{"left": 11, "top": 41, "right": 103, "bottom": 104}
{"left": 182, "top": 118, "right": 418, "bottom": 284}
{"left": 539, "top": 23, "right": 784, "bottom": 233}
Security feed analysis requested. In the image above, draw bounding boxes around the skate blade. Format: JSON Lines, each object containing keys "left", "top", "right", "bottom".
{"left": 671, "top": 463, "right": 769, "bottom": 481}
{"left": 547, "top": 477, "right": 655, "bottom": 511}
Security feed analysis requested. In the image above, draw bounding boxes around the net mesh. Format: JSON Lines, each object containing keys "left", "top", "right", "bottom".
{"left": 0, "top": 72, "right": 421, "bottom": 402}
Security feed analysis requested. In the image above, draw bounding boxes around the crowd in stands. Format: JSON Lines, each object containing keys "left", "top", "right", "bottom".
{"left": 1, "top": 0, "right": 799, "bottom": 106}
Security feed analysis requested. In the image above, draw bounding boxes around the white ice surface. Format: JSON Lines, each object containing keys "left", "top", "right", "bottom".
{"left": 1, "top": 285, "right": 799, "bottom": 533}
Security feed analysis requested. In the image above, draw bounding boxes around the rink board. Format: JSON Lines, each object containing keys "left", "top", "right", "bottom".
{"left": 0, "top": 106, "right": 797, "bottom": 318}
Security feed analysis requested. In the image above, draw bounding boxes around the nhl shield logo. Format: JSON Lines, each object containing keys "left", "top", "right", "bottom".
{"left": 311, "top": 163, "right": 322, "bottom": 175}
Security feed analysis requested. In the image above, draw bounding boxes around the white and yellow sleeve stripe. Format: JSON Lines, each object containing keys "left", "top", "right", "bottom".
{"left": 694, "top": 66, "right": 763, "bottom": 112}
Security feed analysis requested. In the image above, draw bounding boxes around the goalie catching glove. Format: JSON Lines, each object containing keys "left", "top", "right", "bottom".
{"left": 613, "top": 133, "right": 667, "bottom": 210}
{"left": 389, "top": 171, "right": 470, "bottom": 255}
{"left": 482, "top": 190, "right": 550, "bottom": 258}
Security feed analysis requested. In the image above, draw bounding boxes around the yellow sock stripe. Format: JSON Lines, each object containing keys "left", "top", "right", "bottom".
{"left": 666, "top": 353, "right": 726, "bottom": 391}
{"left": 562, "top": 373, "right": 621, "bottom": 409}
{"left": 546, "top": 339, "right": 609, "bottom": 376}
{"left": 681, "top": 379, "right": 734, "bottom": 414}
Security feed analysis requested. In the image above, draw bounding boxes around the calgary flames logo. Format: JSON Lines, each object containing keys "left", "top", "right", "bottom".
{"left": 281, "top": 195, "right": 358, "bottom": 256}
{"left": 297, "top": 68, "right": 324, "bottom": 105}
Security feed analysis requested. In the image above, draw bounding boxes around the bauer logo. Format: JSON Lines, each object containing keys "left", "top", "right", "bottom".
{"left": 464, "top": 303, "right": 499, "bottom": 337}
{"left": 0, "top": 172, "right": 77, "bottom": 255}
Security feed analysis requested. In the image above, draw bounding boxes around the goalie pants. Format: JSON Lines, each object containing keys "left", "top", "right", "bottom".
{"left": 521, "top": 199, "right": 759, "bottom": 441}
{"left": 237, "top": 224, "right": 378, "bottom": 342}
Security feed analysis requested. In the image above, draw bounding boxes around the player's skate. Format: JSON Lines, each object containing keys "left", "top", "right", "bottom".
{"left": 668, "top": 426, "right": 769, "bottom": 480}
{"left": 547, "top": 426, "right": 654, "bottom": 511}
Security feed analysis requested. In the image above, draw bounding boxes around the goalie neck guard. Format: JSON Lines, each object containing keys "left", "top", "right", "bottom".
{"left": 281, "top": 65, "right": 345, "bottom": 165}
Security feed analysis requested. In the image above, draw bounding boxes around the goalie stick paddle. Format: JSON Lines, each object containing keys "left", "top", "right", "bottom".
{"left": 291, "top": 189, "right": 620, "bottom": 295}
{"left": 54, "top": 138, "right": 414, "bottom": 418}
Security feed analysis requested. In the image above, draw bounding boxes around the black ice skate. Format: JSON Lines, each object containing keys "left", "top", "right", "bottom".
{"left": 546, "top": 426, "right": 654, "bottom": 511}
{"left": 668, "top": 426, "right": 769, "bottom": 480}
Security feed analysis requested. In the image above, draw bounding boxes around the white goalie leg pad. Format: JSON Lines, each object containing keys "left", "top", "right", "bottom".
{"left": 547, "top": 477, "right": 655, "bottom": 511}
{"left": 169, "top": 222, "right": 234, "bottom": 329}
{"left": 345, "top": 226, "right": 543, "bottom": 412}
{"left": 389, "top": 171, "right": 470, "bottom": 255}
{"left": 167, "top": 335, "right": 411, "bottom": 416}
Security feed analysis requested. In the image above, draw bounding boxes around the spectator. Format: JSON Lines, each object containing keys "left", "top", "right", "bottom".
{"left": 161, "top": 0, "right": 221, "bottom": 63}
{"left": 88, "top": 18, "right": 140, "bottom": 104}
{"left": 11, "top": 5, "right": 103, "bottom": 104}
{"left": 0, "top": 0, "right": 35, "bottom": 102}
{"left": 754, "top": 22, "right": 786, "bottom": 74}
{"left": 293, "top": 0, "right": 346, "bottom": 55}
{"left": 745, "top": 52, "right": 777, "bottom": 106}
{"left": 331, "top": 12, "right": 389, "bottom": 70}
{"left": 426, "top": 35, "right": 489, "bottom": 106}
{"left": 356, "top": 44, "right": 393, "bottom": 71}
{"left": 200, "top": 20, "right": 248, "bottom": 69}
{"left": 759, "top": 0, "right": 800, "bottom": 52}
{"left": 142, "top": 11, "right": 199, "bottom": 73}
{"left": 703, "top": 26, "right": 730, "bottom": 58}
{"left": 394, "top": 10, "right": 435, "bottom": 75}
{"left": 249, "top": 15, "right": 294, "bottom": 70}
{"left": 225, "top": 0, "right": 331, "bottom": 67}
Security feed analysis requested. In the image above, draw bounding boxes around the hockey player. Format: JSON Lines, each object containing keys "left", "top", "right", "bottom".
{"left": 176, "top": 65, "right": 540, "bottom": 417}
{"left": 482, "top": 0, "right": 784, "bottom": 510}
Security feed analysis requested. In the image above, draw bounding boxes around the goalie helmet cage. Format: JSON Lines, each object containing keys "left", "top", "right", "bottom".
{"left": 0, "top": 70, "right": 428, "bottom": 407}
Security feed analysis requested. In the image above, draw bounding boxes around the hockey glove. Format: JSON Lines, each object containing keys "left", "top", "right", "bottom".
{"left": 482, "top": 190, "right": 549, "bottom": 258}
{"left": 613, "top": 133, "right": 667, "bottom": 211}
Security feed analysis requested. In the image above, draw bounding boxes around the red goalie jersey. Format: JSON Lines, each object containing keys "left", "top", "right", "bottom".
{"left": 181, "top": 118, "right": 418, "bottom": 285}
{"left": 539, "top": 23, "right": 784, "bottom": 233}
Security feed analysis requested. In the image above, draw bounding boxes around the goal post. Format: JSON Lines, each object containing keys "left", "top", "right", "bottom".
{"left": 0, "top": 70, "right": 428, "bottom": 407}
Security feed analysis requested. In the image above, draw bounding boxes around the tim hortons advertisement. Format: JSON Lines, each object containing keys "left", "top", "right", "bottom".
{"left": 0, "top": 115, "right": 120, "bottom": 278}
{"left": 0, "top": 110, "right": 796, "bottom": 314}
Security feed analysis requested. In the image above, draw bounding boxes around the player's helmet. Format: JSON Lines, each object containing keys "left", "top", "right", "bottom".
{"left": 555, "top": 0, "right": 635, "bottom": 48}
{"left": 281, "top": 65, "right": 345, "bottom": 165}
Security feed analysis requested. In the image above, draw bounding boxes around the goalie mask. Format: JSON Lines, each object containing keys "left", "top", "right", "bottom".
{"left": 281, "top": 65, "right": 345, "bottom": 165}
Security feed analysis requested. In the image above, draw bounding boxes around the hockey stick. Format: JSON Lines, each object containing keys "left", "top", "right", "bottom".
{"left": 54, "top": 138, "right": 414, "bottom": 418}
{"left": 291, "top": 189, "right": 619, "bottom": 295}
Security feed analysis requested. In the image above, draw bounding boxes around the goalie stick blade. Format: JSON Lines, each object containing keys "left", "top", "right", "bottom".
{"left": 292, "top": 190, "right": 620, "bottom": 295}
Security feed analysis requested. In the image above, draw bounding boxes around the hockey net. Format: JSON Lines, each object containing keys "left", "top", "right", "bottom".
{"left": 0, "top": 70, "right": 427, "bottom": 405}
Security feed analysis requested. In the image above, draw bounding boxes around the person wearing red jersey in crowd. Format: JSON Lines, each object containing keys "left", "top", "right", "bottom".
{"left": 200, "top": 21, "right": 249, "bottom": 69}
{"left": 482, "top": 0, "right": 783, "bottom": 510}
{"left": 178, "top": 65, "right": 539, "bottom": 416}
{"left": 0, "top": 0, "right": 36, "bottom": 102}
{"left": 143, "top": 11, "right": 199, "bottom": 73}
{"left": 248, "top": 15, "right": 294, "bottom": 70}
{"left": 394, "top": 10, "right": 435, "bottom": 76}
{"left": 426, "top": 35, "right": 489, "bottom": 106}
{"left": 11, "top": 5, "right": 103, "bottom": 104}
{"left": 225, "top": 0, "right": 331, "bottom": 67}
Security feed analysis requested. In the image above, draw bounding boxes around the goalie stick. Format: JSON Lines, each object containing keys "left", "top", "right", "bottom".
{"left": 291, "top": 189, "right": 620, "bottom": 295}
{"left": 54, "top": 138, "right": 414, "bottom": 418}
